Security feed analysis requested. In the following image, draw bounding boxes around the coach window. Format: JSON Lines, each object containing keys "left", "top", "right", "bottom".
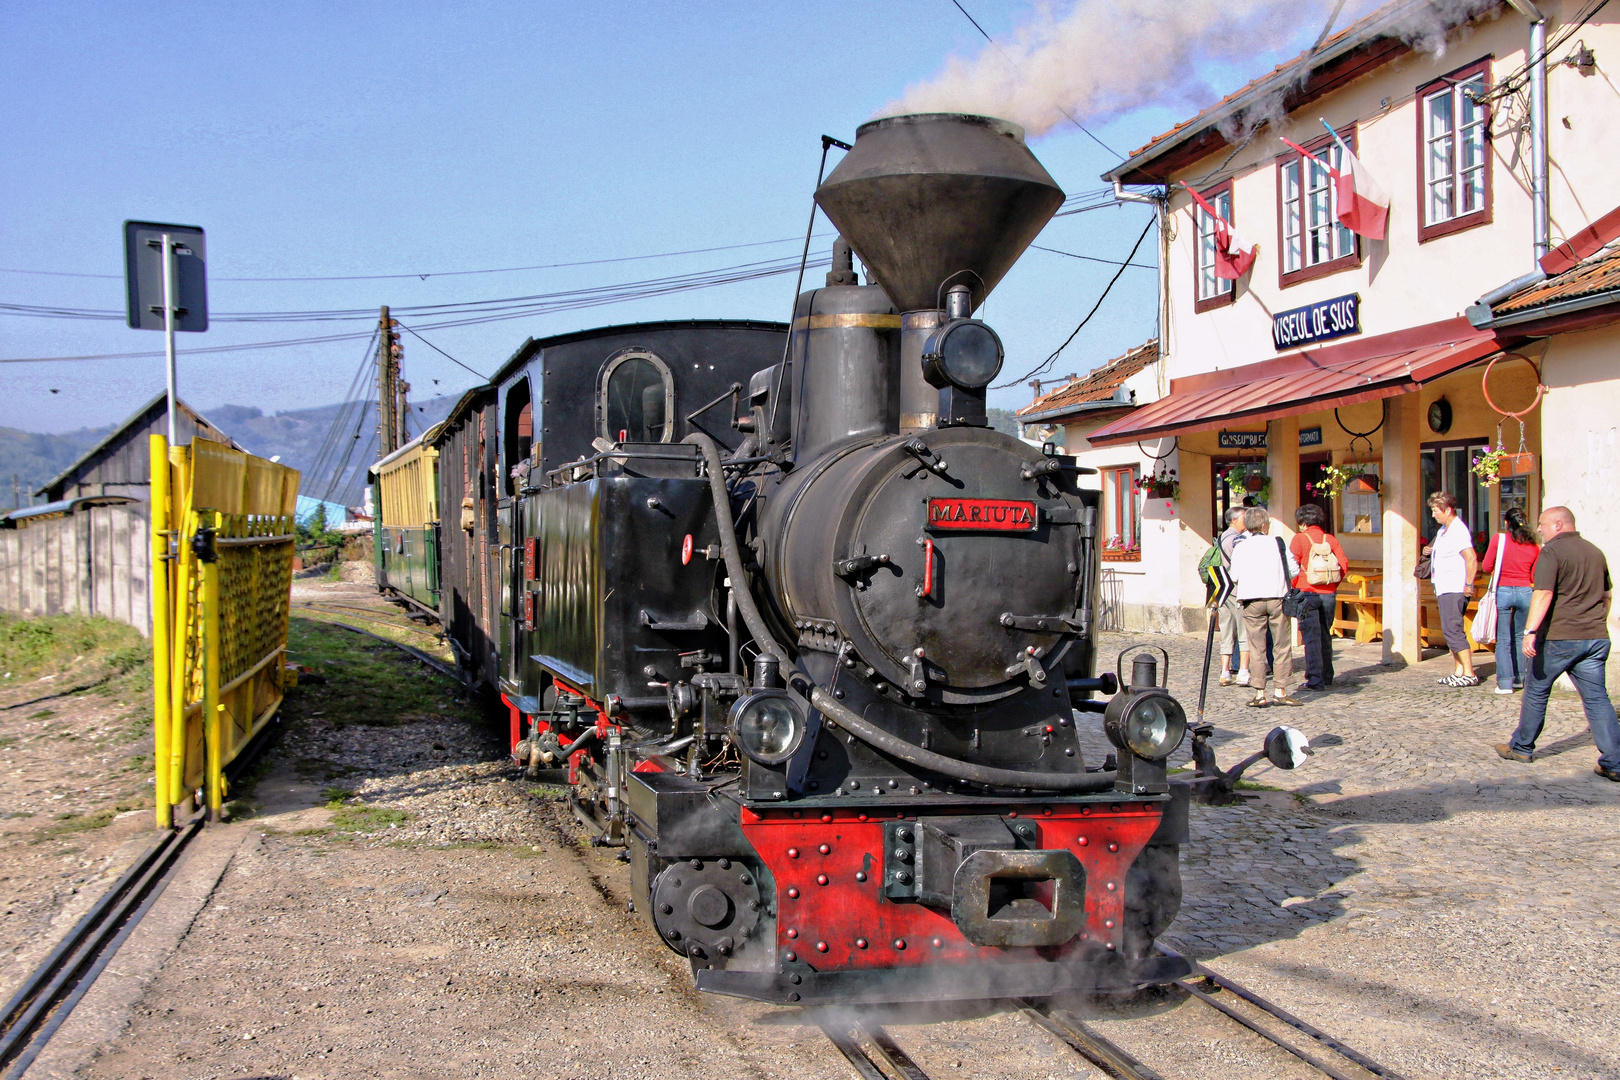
{"left": 600, "top": 350, "right": 674, "bottom": 443}
{"left": 502, "top": 377, "right": 532, "bottom": 496}
{"left": 1417, "top": 58, "right": 1492, "bottom": 243}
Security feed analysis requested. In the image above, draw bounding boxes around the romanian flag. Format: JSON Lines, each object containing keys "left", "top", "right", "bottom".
{"left": 1182, "top": 183, "right": 1256, "bottom": 280}
{"left": 1281, "top": 129, "right": 1390, "bottom": 241}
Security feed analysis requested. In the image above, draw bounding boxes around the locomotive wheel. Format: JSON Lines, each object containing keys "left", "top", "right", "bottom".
{"left": 650, "top": 857, "right": 764, "bottom": 965}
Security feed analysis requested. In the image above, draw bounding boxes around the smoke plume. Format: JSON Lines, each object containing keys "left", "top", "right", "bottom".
{"left": 879, "top": 0, "right": 1498, "bottom": 142}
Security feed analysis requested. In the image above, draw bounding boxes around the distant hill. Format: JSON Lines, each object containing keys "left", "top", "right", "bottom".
{"left": 0, "top": 424, "right": 118, "bottom": 509}
{"left": 220, "top": 395, "right": 459, "bottom": 507}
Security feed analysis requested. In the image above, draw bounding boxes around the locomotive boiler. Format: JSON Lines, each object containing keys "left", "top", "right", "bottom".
{"left": 376, "top": 112, "right": 1252, "bottom": 1005}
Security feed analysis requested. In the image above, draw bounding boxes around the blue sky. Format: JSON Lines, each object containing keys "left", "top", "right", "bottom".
{"left": 0, "top": 1, "right": 1331, "bottom": 432}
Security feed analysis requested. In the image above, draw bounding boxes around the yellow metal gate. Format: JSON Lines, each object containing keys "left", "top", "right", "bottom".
{"left": 150, "top": 434, "right": 300, "bottom": 826}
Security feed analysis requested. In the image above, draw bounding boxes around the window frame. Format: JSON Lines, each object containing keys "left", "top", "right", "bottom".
{"left": 1192, "top": 179, "right": 1237, "bottom": 313}
{"left": 596, "top": 348, "right": 676, "bottom": 445}
{"left": 1274, "top": 126, "right": 1362, "bottom": 288}
{"left": 1100, "top": 464, "right": 1142, "bottom": 562}
{"left": 1416, "top": 56, "right": 1494, "bottom": 244}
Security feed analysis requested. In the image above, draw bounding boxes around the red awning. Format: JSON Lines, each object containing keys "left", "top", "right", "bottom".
{"left": 1086, "top": 318, "right": 1510, "bottom": 448}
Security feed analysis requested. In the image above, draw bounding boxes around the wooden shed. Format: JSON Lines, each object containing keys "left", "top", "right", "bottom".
{"left": 3, "top": 394, "right": 243, "bottom": 634}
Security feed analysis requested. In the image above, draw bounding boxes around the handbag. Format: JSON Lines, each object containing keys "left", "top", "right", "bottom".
{"left": 1276, "top": 537, "right": 1311, "bottom": 617}
{"left": 1413, "top": 553, "right": 1432, "bottom": 579}
{"left": 1471, "top": 533, "right": 1506, "bottom": 644}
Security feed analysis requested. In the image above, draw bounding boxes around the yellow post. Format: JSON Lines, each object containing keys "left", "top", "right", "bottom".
{"left": 149, "top": 435, "right": 172, "bottom": 829}
{"left": 168, "top": 446, "right": 191, "bottom": 809}
{"left": 201, "top": 520, "right": 222, "bottom": 819}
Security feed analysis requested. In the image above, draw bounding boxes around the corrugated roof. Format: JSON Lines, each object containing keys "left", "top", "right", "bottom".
{"left": 1087, "top": 319, "right": 1509, "bottom": 447}
{"left": 1016, "top": 340, "right": 1158, "bottom": 421}
{"left": 1495, "top": 243, "right": 1620, "bottom": 315}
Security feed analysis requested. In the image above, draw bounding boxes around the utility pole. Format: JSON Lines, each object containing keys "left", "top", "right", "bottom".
{"left": 377, "top": 306, "right": 398, "bottom": 455}
{"left": 11, "top": 474, "right": 18, "bottom": 511}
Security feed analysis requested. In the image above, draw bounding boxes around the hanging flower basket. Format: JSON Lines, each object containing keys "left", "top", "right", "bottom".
{"left": 1309, "top": 463, "right": 1369, "bottom": 500}
{"left": 1500, "top": 451, "right": 1535, "bottom": 477}
{"left": 1221, "top": 463, "right": 1269, "bottom": 502}
{"left": 1134, "top": 471, "right": 1180, "bottom": 500}
{"left": 1470, "top": 446, "right": 1508, "bottom": 486}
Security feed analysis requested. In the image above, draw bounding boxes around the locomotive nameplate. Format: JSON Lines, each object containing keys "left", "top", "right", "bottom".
{"left": 926, "top": 497, "right": 1038, "bottom": 532}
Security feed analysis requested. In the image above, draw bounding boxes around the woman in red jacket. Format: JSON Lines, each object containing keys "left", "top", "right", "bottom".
{"left": 1482, "top": 506, "right": 1541, "bottom": 694}
{"left": 1290, "top": 504, "right": 1350, "bottom": 691}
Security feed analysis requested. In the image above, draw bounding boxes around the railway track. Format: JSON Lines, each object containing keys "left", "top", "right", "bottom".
{"left": 0, "top": 816, "right": 205, "bottom": 1079}
{"left": 819, "top": 961, "right": 1408, "bottom": 1080}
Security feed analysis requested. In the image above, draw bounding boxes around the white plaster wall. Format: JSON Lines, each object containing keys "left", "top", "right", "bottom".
{"left": 1158, "top": 2, "right": 1620, "bottom": 379}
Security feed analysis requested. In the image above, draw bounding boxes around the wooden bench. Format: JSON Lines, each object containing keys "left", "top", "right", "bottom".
{"left": 1334, "top": 572, "right": 1383, "bottom": 643}
{"left": 1419, "top": 575, "right": 1492, "bottom": 652}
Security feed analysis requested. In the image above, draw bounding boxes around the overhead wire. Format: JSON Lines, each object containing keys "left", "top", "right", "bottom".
{"left": 0, "top": 233, "right": 836, "bottom": 284}
{"left": 994, "top": 215, "right": 1155, "bottom": 389}
{"left": 945, "top": 0, "right": 1122, "bottom": 158}
{"left": 393, "top": 321, "right": 489, "bottom": 381}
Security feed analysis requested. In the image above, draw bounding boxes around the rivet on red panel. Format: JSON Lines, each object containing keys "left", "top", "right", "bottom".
{"left": 817, "top": 874, "right": 829, "bottom": 886}
{"left": 818, "top": 844, "right": 830, "bottom": 855}
{"left": 787, "top": 888, "right": 800, "bottom": 899}
{"left": 893, "top": 939, "right": 906, "bottom": 950}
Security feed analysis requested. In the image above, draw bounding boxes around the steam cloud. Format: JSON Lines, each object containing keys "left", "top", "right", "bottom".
{"left": 879, "top": 0, "right": 1498, "bottom": 142}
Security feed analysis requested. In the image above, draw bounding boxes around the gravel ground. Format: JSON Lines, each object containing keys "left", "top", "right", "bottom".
{"left": 17, "top": 599, "right": 1620, "bottom": 1078}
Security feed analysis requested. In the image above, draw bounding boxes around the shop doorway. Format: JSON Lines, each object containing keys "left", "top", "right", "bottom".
{"left": 1300, "top": 454, "right": 1332, "bottom": 527}
{"left": 1421, "top": 440, "right": 1491, "bottom": 552}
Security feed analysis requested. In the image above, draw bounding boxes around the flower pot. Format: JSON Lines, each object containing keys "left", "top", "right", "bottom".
{"left": 1500, "top": 452, "right": 1535, "bottom": 477}
{"left": 1242, "top": 474, "right": 1267, "bottom": 492}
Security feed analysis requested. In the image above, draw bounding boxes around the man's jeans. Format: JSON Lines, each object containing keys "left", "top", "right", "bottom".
{"left": 1510, "top": 638, "right": 1620, "bottom": 772}
{"left": 1297, "top": 591, "right": 1337, "bottom": 688}
{"left": 1494, "top": 586, "right": 1533, "bottom": 689}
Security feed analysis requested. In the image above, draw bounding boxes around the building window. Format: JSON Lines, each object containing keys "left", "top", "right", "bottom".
{"left": 1101, "top": 465, "right": 1141, "bottom": 561}
{"left": 1341, "top": 464, "right": 1382, "bottom": 535}
{"left": 1418, "top": 58, "right": 1493, "bottom": 242}
{"left": 1277, "top": 129, "right": 1359, "bottom": 286}
{"left": 1193, "top": 180, "right": 1236, "bottom": 312}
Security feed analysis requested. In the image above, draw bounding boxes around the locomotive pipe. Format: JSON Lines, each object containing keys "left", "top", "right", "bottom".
{"left": 807, "top": 686, "right": 1117, "bottom": 793}
{"left": 683, "top": 432, "right": 791, "bottom": 666}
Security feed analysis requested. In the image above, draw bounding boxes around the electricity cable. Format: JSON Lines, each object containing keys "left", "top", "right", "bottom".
{"left": 392, "top": 320, "right": 490, "bottom": 381}
{"left": 995, "top": 215, "right": 1156, "bottom": 389}
{"left": 945, "top": 0, "right": 1122, "bottom": 159}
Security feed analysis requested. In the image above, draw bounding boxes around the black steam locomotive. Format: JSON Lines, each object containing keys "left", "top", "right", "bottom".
{"left": 374, "top": 113, "right": 1262, "bottom": 1005}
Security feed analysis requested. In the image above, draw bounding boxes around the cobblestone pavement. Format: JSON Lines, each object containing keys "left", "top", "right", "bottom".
{"left": 1078, "top": 630, "right": 1620, "bottom": 1079}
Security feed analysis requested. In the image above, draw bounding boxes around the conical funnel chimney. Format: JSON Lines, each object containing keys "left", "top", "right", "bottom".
{"left": 814, "top": 113, "right": 1064, "bottom": 314}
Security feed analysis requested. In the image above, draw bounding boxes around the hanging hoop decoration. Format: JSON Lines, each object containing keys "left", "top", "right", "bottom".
{"left": 1334, "top": 399, "right": 1386, "bottom": 440}
{"left": 1478, "top": 352, "right": 1545, "bottom": 482}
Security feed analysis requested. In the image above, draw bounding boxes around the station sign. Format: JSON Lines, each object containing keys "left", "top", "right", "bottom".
{"left": 1273, "top": 293, "right": 1360, "bottom": 350}
{"left": 1218, "top": 430, "right": 1267, "bottom": 449}
{"left": 1300, "top": 426, "right": 1323, "bottom": 447}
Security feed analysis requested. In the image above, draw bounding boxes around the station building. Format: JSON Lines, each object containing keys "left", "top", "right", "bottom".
{"left": 1024, "top": 0, "right": 1620, "bottom": 667}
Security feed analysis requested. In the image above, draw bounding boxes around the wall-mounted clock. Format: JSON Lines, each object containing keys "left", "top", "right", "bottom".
{"left": 1427, "top": 398, "right": 1452, "bottom": 434}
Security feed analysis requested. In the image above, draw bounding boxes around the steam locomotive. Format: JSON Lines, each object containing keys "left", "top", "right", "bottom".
{"left": 373, "top": 113, "right": 1257, "bottom": 1005}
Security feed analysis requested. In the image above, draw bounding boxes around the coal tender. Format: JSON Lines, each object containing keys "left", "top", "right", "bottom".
{"left": 504, "top": 114, "right": 1198, "bottom": 1004}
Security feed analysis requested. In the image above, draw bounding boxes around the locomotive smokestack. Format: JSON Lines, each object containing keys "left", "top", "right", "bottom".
{"left": 813, "top": 113, "right": 1064, "bottom": 315}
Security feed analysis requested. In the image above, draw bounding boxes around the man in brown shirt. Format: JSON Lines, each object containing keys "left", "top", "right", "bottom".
{"left": 1496, "top": 507, "right": 1620, "bottom": 781}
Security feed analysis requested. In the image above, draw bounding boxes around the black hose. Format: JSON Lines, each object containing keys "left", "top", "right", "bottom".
{"left": 682, "top": 433, "right": 789, "bottom": 664}
{"left": 556, "top": 728, "right": 599, "bottom": 761}
{"left": 684, "top": 430, "right": 1115, "bottom": 793}
{"left": 808, "top": 687, "right": 1117, "bottom": 793}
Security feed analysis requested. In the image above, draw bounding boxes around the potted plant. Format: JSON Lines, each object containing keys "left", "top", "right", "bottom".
{"left": 1221, "top": 463, "right": 1270, "bottom": 503}
{"left": 1470, "top": 445, "right": 1508, "bottom": 486}
{"left": 1134, "top": 467, "right": 1179, "bottom": 500}
{"left": 1309, "top": 463, "right": 1369, "bottom": 500}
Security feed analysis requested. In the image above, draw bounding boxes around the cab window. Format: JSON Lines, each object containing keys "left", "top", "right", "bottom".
{"left": 601, "top": 351, "right": 672, "bottom": 443}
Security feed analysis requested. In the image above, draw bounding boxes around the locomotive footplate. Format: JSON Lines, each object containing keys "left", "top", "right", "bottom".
{"left": 696, "top": 951, "right": 1193, "bottom": 1005}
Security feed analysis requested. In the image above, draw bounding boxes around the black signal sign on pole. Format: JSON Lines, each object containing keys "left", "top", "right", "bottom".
{"left": 123, "top": 221, "right": 207, "bottom": 332}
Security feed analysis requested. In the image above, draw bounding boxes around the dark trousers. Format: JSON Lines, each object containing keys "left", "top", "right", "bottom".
{"left": 1298, "top": 591, "right": 1336, "bottom": 689}
{"left": 1510, "top": 638, "right": 1620, "bottom": 772}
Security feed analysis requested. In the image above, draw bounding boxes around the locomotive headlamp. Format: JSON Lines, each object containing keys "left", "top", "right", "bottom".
{"left": 728, "top": 689, "right": 806, "bottom": 765}
{"left": 1103, "top": 645, "right": 1188, "bottom": 764}
{"left": 1103, "top": 689, "right": 1188, "bottom": 761}
{"left": 921, "top": 319, "right": 1004, "bottom": 390}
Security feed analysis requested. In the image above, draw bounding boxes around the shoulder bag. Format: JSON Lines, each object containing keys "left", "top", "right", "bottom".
{"left": 1278, "top": 537, "right": 1311, "bottom": 618}
{"left": 1470, "top": 533, "right": 1506, "bottom": 645}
